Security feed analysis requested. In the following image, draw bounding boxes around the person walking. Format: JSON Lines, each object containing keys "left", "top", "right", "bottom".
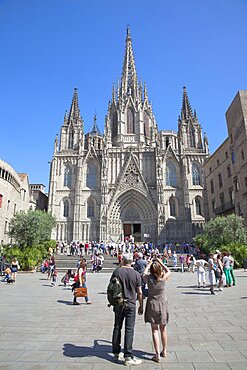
{"left": 229, "top": 252, "right": 236, "bottom": 286}
{"left": 72, "top": 261, "right": 92, "bottom": 305}
{"left": 11, "top": 257, "right": 20, "bottom": 282}
{"left": 223, "top": 252, "right": 233, "bottom": 287}
{"left": 208, "top": 254, "right": 216, "bottom": 295}
{"left": 196, "top": 255, "right": 207, "bottom": 288}
{"left": 110, "top": 253, "right": 143, "bottom": 366}
{"left": 142, "top": 257, "right": 171, "bottom": 363}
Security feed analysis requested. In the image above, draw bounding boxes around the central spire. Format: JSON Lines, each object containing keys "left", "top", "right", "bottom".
{"left": 181, "top": 86, "right": 193, "bottom": 120}
{"left": 121, "top": 26, "right": 138, "bottom": 98}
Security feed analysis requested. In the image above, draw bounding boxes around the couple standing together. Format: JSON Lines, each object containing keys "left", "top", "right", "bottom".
{"left": 111, "top": 253, "right": 171, "bottom": 365}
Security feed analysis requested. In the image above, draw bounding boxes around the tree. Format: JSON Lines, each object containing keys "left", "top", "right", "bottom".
{"left": 8, "top": 210, "right": 56, "bottom": 248}
{"left": 194, "top": 214, "right": 247, "bottom": 254}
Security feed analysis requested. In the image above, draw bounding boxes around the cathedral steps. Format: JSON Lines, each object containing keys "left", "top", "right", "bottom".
{"left": 54, "top": 253, "right": 183, "bottom": 273}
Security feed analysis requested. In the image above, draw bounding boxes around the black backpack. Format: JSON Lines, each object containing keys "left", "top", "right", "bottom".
{"left": 107, "top": 268, "right": 124, "bottom": 307}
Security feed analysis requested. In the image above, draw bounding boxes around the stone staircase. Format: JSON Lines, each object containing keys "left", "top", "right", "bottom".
{"left": 54, "top": 254, "right": 183, "bottom": 274}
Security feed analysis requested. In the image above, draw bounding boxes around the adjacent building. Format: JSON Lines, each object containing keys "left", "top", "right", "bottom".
{"left": 0, "top": 159, "right": 31, "bottom": 244}
{"left": 204, "top": 91, "right": 247, "bottom": 226}
{"left": 48, "top": 29, "right": 209, "bottom": 244}
{"left": 29, "top": 184, "right": 48, "bottom": 212}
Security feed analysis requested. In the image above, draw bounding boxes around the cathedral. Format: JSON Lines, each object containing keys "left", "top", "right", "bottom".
{"left": 48, "top": 29, "right": 209, "bottom": 244}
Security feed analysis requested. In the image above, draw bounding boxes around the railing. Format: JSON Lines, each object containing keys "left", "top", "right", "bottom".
{"left": 214, "top": 201, "right": 235, "bottom": 215}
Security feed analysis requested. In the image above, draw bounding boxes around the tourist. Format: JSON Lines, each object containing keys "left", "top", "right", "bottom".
{"left": 208, "top": 254, "right": 216, "bottom": 295}
{"left": 51, "top": 266, "right": 58, "bottom": 286}
{"left": 172, "top": 251, "right": 177, "bottom": 271}
{"left": 142, "top": 257, "right": 171, "bottom": 363}
{"left": 223, "top": 252, "right": 233, "bottom": 287}
{"left": 72, "top": 260, "right": 92, "bottom": 305}
{"left": 196, "top": 255, "right": 207, "bottom": 288}
{"left": 11, "top": 257, "right": 20, "bottom": 282}
{"left": 47, "top": 255, "right": 55, "bottom": 280}
{"left": 134, "top": 252, "right": 148, "bottom": 297}
{"left": 2, "top": 266, "right": 12, "bottom": 282}
{"left": 229, "top": 252, "right": 236, "bottom": 286}
{"left": 111, "top": 253, "right": 143, "bottom": 366}
{"left": 216, "top": 254, "right": 224, "bottom": 291}
{"left": 179, "top": 254, "right": 185, "bottom": 272}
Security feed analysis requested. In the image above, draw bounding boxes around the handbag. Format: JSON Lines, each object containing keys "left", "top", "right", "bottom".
{"left": 74, "top": 287, "right": 87, "bottom": 298}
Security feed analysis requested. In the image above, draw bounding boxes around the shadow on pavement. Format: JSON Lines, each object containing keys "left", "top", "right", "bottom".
{"left": 63, "top": 339, "right": 153, "bottom": 363}
{"left": 177, "top": 285, "right": 198, "bottom": 288}
{"left": 57, "top": 300, "right": 72, "bottom": 305}
{"left": 181, "top": 291, "right": 210, "bottom": 295}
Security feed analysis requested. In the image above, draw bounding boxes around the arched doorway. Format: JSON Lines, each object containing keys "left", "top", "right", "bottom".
{"left": 108, "top": 189, "right": 157, "bottom": 242}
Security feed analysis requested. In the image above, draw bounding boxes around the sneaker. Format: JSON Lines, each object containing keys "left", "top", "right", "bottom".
{"left": 114, "top": 353, "right": 124, "bottom": 362}
{"left": 219, "top": 287, "right": 223, "bottom": 291}
{"left": 73, "top": 301, "right": 79, "bottom": 305}
{"left": 124, "top": 357, "right": 142, "bottom": 366}
{"left": 86, "top": 301, "right": 93, "bottom": 304}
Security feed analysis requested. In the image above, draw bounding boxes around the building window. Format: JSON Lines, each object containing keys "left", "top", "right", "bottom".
{"left": 218, "top": 173, "right": 223, "bottom": 188}
{"left": 212, "top": 199, "right": 215, "bottom": 212}
{"left": 166, "top": 161, "right": 177, "bottom": 187}
{"left": 234, "top": 176, "right": 239, "bottom": 192}
{"left": 169, "top": 197, "right": 177, "bottom": 217}
{"left": 227, "top": 165, "right": 231, "bottom": 178}
{"left": 192, "top": 163, "right": 201, "bottom": 186}
{"left": 195, "top": 197, "right": 202, "bottom": 216}
{"left": 87, "top": 198, "right": 95, "bottom": 218}
{"left": 209, "top": 167, "right": 212, "bottom": 173}
{"left": 189, "top": 126, "right": 196, "bottom": 148}
{"left": 220, "top": 192, "right": 225, "bottom": 210}
{"left": 64, "top": 165, "right": 72, "bottom": 188}
{"left": 14, "top": 203, "right": 17, "bottom": 215}
{"left": 4, "top": 221, "right": 8, "bottom": 234}
{"left": 7, "top": 200, "right": 10, "bottom": 211}
{"left": 86, "top": 162, "right": 97, "bottom": 188}
{"left": 231, "top": 150, "right": 235, "bottom": 164}
{"left": 217, "top": 159, "right": 220, "bottom": 166}
{"left": 225, "top": 151, "right": 228, "bottom": 159}
{"left": 127, "top": 108, "right": 135, "bottom": 134}
{"left": 210, "top": 180, "right": 214, "bottom": 194}
{"left": 245, "top": 177, "right": 247, "bottom": 187}
{"left": 228, "top": 187, "right": 234, "bottom": 205}
{"left": 242, "top": 150, "right": 245, "bottom": 160}
{"left": 68, "top": 128, "right": 74, "bottom": 149}
{"left": 0, "top": 194, "right": 2, "bottom": 208}
{"left": 63, "top": 200, "right": 69, "bottom": 217}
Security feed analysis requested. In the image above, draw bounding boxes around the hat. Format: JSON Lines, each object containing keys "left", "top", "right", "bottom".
{"left": 138, "top": 252, "right": 143, "bottom": 258}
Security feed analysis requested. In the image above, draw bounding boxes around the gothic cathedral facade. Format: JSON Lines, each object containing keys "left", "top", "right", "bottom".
{"left": 48, "top": 29, "right": 209, "bottom": 244}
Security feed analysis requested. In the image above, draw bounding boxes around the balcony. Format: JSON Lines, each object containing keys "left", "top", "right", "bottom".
{"left": 214, "top": 201, "right": 235, "bottom": 215}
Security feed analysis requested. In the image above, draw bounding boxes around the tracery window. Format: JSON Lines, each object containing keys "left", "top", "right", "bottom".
{"left": 192, "top": 163, "right": 201, "bottom": 186}
{"left": 127, "top": 108, "right": 134, "bottom": 134}
{"left": 86, "top": 162, "right": 97, "bottom": 188}
{"left": 189, "top": 126, "right": 196, "bottom": 148}
{"left": 166, "top": 161, "right": 177, "bottom": 187}
{"left": 87, "top": 198, "right": 95, "bottom": 218}
{"left": 64, "top": 166, "right": 72, "bottom": 188}
{"left": 63, "top": 200, "right": 69, "bottom": 217}
{"left": 68, "top": 128, "right": 74, "bottom": 149}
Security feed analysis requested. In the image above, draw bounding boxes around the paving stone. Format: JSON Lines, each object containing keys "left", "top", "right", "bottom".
{"left": 209, "top": 350, "right": 247, "bottom": 362}
{"left": 190, "top": 341, "right": 224, "bottom": 351}
{"left": 193, "top": 363, "right": 231, "bottom": 370}
{"left": 176, "top": 351, "right": 214, "bottom": 362}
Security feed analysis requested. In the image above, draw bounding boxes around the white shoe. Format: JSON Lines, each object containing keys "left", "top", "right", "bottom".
{"left": 114, "top": 353, "right": 124, "bottom": 361}
{"left": 219, "top": 287, "right": 223, "bottom": 291}
{"left": 124, "top": 357, "right": 142, "bottom": 366}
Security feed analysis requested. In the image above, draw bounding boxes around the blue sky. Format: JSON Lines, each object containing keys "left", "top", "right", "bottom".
{"left": 1, "top": 0, "right": 247, "bottom": 190}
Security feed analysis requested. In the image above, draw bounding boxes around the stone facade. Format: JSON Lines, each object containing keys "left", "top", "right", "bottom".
{"left": 29, "top": 184, "right": 48, "bottom": 212}
{"left": 48, "top": 29, "right": 209, "bottom": 244}
{"left": 0, "top": 159, "right": 31, "bottom": 245}
{"left": 204, "top": 91, "right": 247, "bottom": 226}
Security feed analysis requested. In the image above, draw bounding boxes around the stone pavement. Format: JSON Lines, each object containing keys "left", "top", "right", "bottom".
{"left": 0, "top": 269, "right": 247, "bottom": 369}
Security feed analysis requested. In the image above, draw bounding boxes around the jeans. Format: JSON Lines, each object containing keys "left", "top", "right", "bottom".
{"left": 112, "top": 304, "right": 136, "bottom": 358}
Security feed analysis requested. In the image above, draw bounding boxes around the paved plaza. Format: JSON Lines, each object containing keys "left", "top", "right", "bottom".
{"left": 0, "top": 269, "right": 247, "bottom": 369}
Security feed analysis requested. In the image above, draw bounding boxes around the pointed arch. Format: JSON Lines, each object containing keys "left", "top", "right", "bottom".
{"left": 68, "top": 127, "right": 74, "bottom": 149}
{"left": 192, "top": 162, "right": 202, "bottom": 186}
{"left": 86, "top": 161, "right": 98, "bottom": 188}
{"left": 169, "top": 196, "right": 178, "bottom": 218}
{"left": 87, "top": 197, "right": 96, "bottom": 218}
{"left": 189, "top": 125, "right": 195, "bottom": 148}
{"left": 127, "top": 108, "right": 135, "bottom": 134}
{"left": 64, "top": 165, "right": 72, "bottom": 188}
{"left": 63, "top": 199, "right": 69, "bottom": 217}
{"left": 195, "top": 195, "right": 203, "bottom": 216}
{"left": 165, "top": 161, "right": 177, "bottom": 188}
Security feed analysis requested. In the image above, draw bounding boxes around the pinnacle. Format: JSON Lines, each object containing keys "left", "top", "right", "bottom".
{"left": 181, "top": 86, "right": 193, "bottom": 120}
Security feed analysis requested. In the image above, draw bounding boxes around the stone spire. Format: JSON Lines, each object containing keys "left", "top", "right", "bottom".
{"left": 181, "top": 86, "right": 193, "bottom": 120}
{"left": 90, "top": 114, "right": 101, "bottom": 135}
{"left": 68, "top": 87, "right": 80, "bottom": 120}
{"left": 120, "top": 26, "right": 138, "bottom": 99}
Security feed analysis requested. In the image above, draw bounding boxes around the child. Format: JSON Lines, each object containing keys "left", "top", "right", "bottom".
{"left": 51, "top": 266, "right": 58, "bottom": 286}
{"left": 61, "top": 269, "right": 73, "bottom": 287}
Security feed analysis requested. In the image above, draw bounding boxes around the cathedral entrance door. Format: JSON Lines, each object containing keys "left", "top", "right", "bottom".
{"left": 123, "top": 223, "right": 141, "bottom": 242}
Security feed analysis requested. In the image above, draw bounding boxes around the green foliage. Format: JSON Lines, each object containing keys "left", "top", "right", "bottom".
{"left": 2, "top": 241, "right": 52, "bottom": 270}
{"left": 194, "top": 214, "right": 247, "bottom": 266}
{"left": 8, "top": 210, "right": 56, "bottom": 248}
